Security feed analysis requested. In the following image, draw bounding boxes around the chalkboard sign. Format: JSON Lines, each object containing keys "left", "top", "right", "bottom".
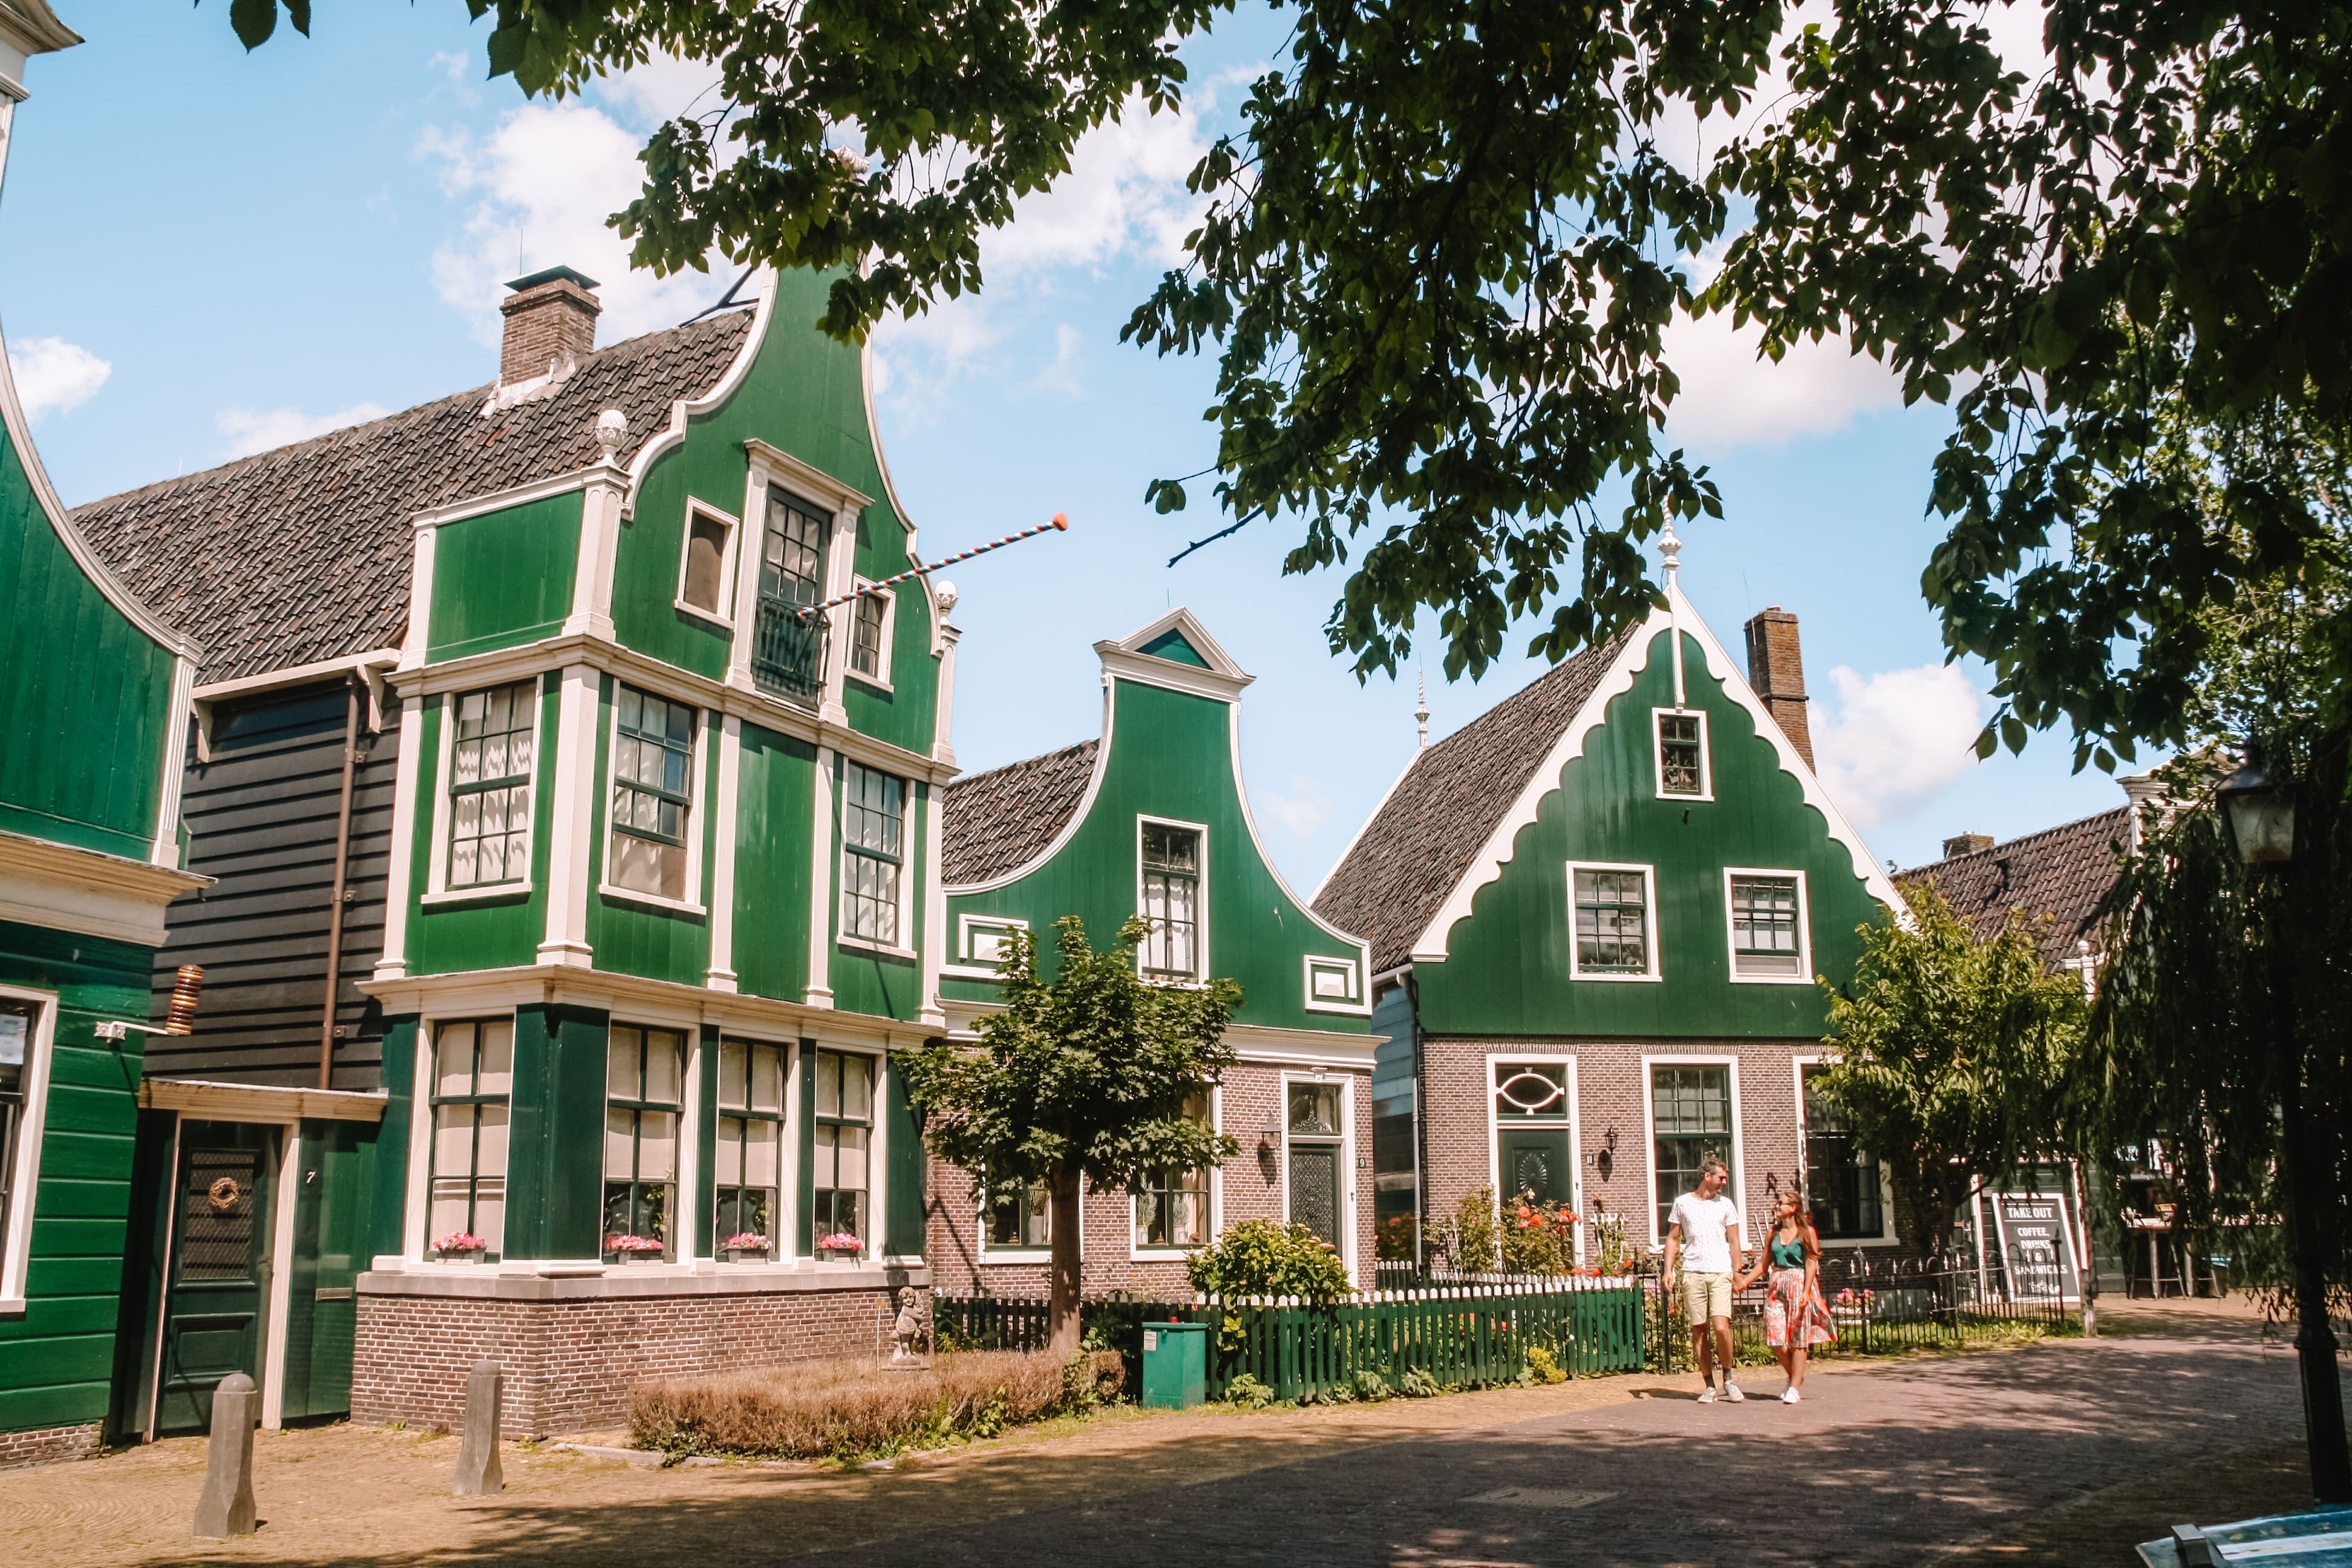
{"left": 1994, "top": 1192, "right": 2077, "bottom": 1302}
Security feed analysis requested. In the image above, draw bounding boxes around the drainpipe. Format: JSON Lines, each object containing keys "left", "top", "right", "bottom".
{"left": 318, "top": 675, "right": 362, "bottom": 1089}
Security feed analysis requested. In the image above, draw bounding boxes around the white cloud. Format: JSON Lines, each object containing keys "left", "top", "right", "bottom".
{"left": 216, "top": 402, "right": 391, "bottom": 460}
{"left": 428, "top": 50, "right": 469, "bottom": 82}
{"left": 6, "top": 336, "right": 110, "bottom": 419}
{"left": 1259, "top": 774, "right": 1335, "bottom": 841}
{"left": 1810, "top": 662, "right": 1990, "bottom": 830}
{"left": 986, "top": 101, "right": 1209, "bottom": 277}
{"left": 1660, "top": 307, "right": 1904, "bottom": 448}
{"left": 592, "top": 55, "right": 725, "bottom": 129}
{"left": 1033, "top": 324, "right": 1085, "bottom": 396}
{"left": 419, "top": 100, "right": 725, "bottom": 351}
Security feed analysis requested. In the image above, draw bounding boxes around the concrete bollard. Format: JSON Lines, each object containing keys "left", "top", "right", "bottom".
{"left": 452, "top": 1359, "right": 504, "bottom": 1497}
{"left": 192, "top": 1372, "right": 259, "bottom": 1539}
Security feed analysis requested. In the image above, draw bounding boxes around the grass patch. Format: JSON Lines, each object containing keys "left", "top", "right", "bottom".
{"left": 630, "top": 1350, "right": 1125, "bottom": 1465}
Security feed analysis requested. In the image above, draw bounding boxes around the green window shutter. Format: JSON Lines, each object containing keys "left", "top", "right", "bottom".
{"left": 885, "top": 1060, "right": 925, "bottom": 1257}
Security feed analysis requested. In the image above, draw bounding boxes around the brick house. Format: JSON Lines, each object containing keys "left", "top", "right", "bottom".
{"left": 929, "top": 610, "right": 1379, "bottom": 1298}
{"left": 1313, "top": 535, "right": 1906, "bottom": 1275}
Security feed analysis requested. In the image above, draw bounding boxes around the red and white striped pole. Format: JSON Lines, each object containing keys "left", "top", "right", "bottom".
{"left": 798, "top": 512, "right": 1069, "bottom": 617}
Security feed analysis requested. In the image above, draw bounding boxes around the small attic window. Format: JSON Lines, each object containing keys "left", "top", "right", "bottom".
{"left": 678, "top": 503, "right": 734, "bottom": 619}
{"left": 1655, "top": 709, "right": 1709, "bottom": 799}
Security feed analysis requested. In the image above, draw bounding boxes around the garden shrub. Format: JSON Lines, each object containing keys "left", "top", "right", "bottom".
{"left": 1348, "top": 1368, "right": 1393, "bottom": 1403}
{"left": 1398, "top": 1368, "right": 1443, "bottom": 1399}
{"left": 1499, "top": 1191, "right": 1579, "bottom": 1276}
{"left": 1187, "top": 1218, "right": 1352, "bottom": 1300}
{"left": 1222, "top": 1373, "right": 1276, "bottom": 1410}
{"left": 1525, "top": 1347, "right": 1567, "bottom": 1385}
{"left": 1452, "top": 1186, "right": 1498, "bottom": 1273}
{"left": 629, "top": 1348, "right": 1125, "bottom": 1463}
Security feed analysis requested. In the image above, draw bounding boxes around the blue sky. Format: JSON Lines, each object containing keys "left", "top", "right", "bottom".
{"left": 0, "top": 3, "right": 2137, "bottom": 893}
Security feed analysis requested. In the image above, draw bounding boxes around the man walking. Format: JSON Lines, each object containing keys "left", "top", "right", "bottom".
{"left": 1664, "top": 1155, "right": 1745, "bottom": 1403}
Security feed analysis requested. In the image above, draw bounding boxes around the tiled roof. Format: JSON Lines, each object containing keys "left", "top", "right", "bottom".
{"left": 1312, "top": 634, "right": 1631, "bottom": 975}
{"left": 1894, "top": 806, "right": 2133, "bottom": 966}
{"left": 941, "top": 740, "right": 1100, "bottom": 886}
{"left": 73, "top": 311, "right": 755, "bottom": 685}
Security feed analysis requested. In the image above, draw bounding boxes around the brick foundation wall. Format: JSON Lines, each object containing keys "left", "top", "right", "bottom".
{"left": 926, "top": 1062, "right": 1377, "bottom": 1298}
{"left": 0, "top": 1422, "right": 99, "bottom": 1472}
{"left": 1422, "top": 1037, "right": 1904, "bottom": 1275}
{"left": 352, "top": 1275, "right": 914, "bottom": 1436}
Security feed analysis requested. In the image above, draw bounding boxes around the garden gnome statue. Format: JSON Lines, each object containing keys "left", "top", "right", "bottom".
{"left": 890, "top": 1286, "right": 929, "bottom": 1364}
{"left": 454, "top": 1359, "right": 505, "bottom": 1495}
{"left": 192, "top": 1372, "right": 258, "bottom": 1538}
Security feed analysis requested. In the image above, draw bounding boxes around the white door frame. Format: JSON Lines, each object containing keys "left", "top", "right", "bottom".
{"left": 1484, "top": 1053, "right": 1584, "bottom": 1264}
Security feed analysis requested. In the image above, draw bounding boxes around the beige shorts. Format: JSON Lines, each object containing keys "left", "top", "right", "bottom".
{"left": 1681, "top": 1271, "right": 1733, "bottom": 1325}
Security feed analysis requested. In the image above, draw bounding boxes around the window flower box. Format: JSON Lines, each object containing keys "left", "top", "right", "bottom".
{"left": 721, "top": 1232, "right": 770, "bottom": 1264}
{"left": 816, "top": 1232, "right": 863, "bottom": 1262}
{"left": 609, "top": 1234, "right": 667, "bottom": 1265}
{"left": 435, "top": 1231, "right": 488, "bottom": 1264}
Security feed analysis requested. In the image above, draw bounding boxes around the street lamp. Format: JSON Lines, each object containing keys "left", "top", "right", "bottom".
{"left": 2218, "top": 746, "right": 2296, "bottom": 864}
{"left": 2217, "top": 740, "right": 2350, "bottom": 1504}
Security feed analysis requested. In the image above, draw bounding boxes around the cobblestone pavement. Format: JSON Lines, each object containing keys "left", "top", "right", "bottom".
{"left": 0, "top": 1310, "right": 2333, "bottom": 1568}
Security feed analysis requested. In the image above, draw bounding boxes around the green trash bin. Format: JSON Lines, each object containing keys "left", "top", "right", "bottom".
{"left": 1141, "top": 1321, "right": 1207, "bottom": 1410}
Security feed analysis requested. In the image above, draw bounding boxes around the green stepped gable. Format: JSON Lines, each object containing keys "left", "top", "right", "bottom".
{"left": 929, "top": 610, "right": 1380, "bottom": 1298}
{"left": 0, "top": 1, "right": 209, "bottom": 1469}
{"left": 1315, "top": 534, "right": 1909, "bottom": 1275}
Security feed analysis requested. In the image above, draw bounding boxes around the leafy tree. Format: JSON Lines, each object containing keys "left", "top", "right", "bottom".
{"left": 1816, "top": 886, "right": 2087, "bottom": 1266}
{"left": 899, "top": 916, "right": 1239, "bottom": 1353}
{"left": 1185, "top": 1217, "right": 1350, "bottom": 1301}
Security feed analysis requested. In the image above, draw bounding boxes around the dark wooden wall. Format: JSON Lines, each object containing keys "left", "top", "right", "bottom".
{"left": 145, "top": 678, "right": 398, "bottom": 1089}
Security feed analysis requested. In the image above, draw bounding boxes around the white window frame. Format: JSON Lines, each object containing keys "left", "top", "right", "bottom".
{"left": 1131, "top": 1082, "right": 1220, "bottom": 1261}
{"left": 1135, "top": 814, "right": 1210, "bottom": 984}
{"left": 1639, "top": 1053, "right": 1747, "bottom": 1249}
{"left": 1652, "top": 706, "right": 1713, "bottom": 800}
{"left": 1722, "top": 866, "right": 1812, "bottom": 985}
{"left": 1791, "top": 1055, "right": 1898, "bottom": 1246}
{"left": 598, "top": 682, "right": 710, "bottom": 918}
{"left": 0, "top": 983, "right": 59, "bottom": 1313}
{"left": 673, "top": 498, "right": 742, "bottom": 629}
{"left": 1302, "top": 954, "right": 1370, "bottom": 1016}
{"left": 943, "top": 913, "right": 1027, "bottom": 981}
{"left": 710, "top": 1030, "right": 791, "bottom": 1265}
{"left": 1565, "top": 860, "right": 1662, "bottom": 982}
{"left": 1278, "top": 1072, "right": 1356, "bottom": 1276}
{"left": 423, "top": 677, "right": 543, "bottom": 905}
{"left": 978, "top": 1171, "right": 1057, "bottom": 1261}
{"left": 837, "top": 761, "right": 917, "bottom": 959}
{"left": 1484, "top": 1053, "right": 1584, "bottom": 1266}
{"left": 843, "top": 579, "right": 895, "bottom": 691}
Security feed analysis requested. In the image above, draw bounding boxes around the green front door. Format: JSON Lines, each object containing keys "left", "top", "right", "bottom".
{"left": 1498, "top": 1126, "right": 1573, "bottom": 1209}
{"left": 155, "top": 1121, "right": 277, "bottom": 1436}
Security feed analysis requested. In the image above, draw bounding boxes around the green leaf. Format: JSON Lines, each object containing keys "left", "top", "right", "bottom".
{"left": 227, "top": 0, "right": 278, "bottom": 50}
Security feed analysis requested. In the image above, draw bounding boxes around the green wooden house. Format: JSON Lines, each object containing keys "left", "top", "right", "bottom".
{"left": 931, "top": 610, "right": 1379, "bottom": 1295}
{"left": 0, "top": 1, "right": 209, "bottom": 1469}
{"left": 77, "top": 261, "right": 957, "bottom": 1436}
{"left": 1313, "top": 534, "right": 1906, "bottom": 1272}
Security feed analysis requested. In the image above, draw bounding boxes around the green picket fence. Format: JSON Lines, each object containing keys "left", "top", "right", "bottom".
{"left": 936, "top": 1280, "right": 1645, "bottom": 1403}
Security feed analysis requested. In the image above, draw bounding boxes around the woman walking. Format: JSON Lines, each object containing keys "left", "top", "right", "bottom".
{"left": 1739, "top": 1190, "right": 1836, "bottom": 1402}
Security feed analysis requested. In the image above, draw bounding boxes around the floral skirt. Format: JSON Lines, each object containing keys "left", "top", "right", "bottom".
{"left": 1764, "top": 1267, "right": 1837, "bottom": 1348}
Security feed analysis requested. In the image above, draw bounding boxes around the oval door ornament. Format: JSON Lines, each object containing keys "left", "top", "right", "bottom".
{"left": 207, "top": 1175, "right": 241, "bottom": 1212}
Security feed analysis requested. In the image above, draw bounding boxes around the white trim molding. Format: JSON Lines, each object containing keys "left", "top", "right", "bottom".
{"left": 0, "top": 828, "right": 207, "bottom": 947}
{"left": 1564, "top": 860, "right": 1663, "bottom": 982}
{"left": 1135, "top": 812, "right": 1210, "bottom": 984}
{"left": 673, "top": 497, "right": 742, "bottom": 630}
{"left": 1722, "top": 866, "right": 1813, "bottom": 986}
{"left": 1651, "top": 705, "right": 1714, "bottom": 802}
{"left": 0, "top": 980, "right": 59, "bottom": 1314}
{"left": 1301, "top": 953, "right": 1370, "bottom": 1016}
{"left": 423, "top": 673, "right": 546, "bottom": 906}
{"left": 1484, "top": 1053, "right": 1585, "bottom": 1266}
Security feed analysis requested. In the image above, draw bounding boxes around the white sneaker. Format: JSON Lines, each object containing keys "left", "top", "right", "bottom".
{"left": 1696, "top": 1386, "right": 1719, "bottom": 1404}
{"left": 1780, "top": 1387, "right": 1800, "bottom": 1404}
{"left": 1723, "top": 1382, "right": 1746, "bottom": 1403}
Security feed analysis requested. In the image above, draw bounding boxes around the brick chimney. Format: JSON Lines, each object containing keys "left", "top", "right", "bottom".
{"left": 499, "top": 265, "right": 601, "bottom": 387}
{"left": 1942, "top": 832, "right": 1994, "bottom": 858}
{"left": 1743, "top": 606, "right": 1812, "bottom": 768}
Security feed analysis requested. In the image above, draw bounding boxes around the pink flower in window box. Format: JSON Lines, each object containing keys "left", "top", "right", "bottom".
{"left": 436, "top": 1232, "right": 487, "bottom": 1261}
{"left": 609, "top": 1234, "right": 666, "bottom": 1263}
{"left": 815, "top": 1232, "right": 863, "bottom": 1259}
{"left": 720, "top": 1232, "right": 770, "bottom": 1262}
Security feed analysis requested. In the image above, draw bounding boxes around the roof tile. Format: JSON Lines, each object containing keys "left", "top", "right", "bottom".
{"left": 941, "top": 740, "right": 1100, "bottom": 887}
{"left": 1895, "top": 806, "right": 2132, "bottom": 965}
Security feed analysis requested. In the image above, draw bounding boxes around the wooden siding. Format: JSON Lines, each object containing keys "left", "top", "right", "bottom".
{"left": 731, "top": 722, "right": 815, "bottom": 1002}
{"left": 425, "top": 491, "right": 583, "bottom": 664}
{"left": 146, "top": 681, "right": 396, "bottom": 1089}
{"left": 0, "top": 918, "right": 152, "bottom": 1435}
{"left": 0, "top": 422, "right": 175, "bottom": 860}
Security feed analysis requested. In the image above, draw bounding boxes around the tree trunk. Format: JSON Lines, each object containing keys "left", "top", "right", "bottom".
{"left": 2278, "top": 1009, "right": 2352, "bottom": 1502}
{"left": 1047, "top": 1164, "right": 1083, "bottom": 1357}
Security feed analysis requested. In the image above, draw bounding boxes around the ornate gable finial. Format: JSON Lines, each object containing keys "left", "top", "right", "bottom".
{"left": 1658, "top": 518, "right": 1682, "bottom": 589}
{"left": 1414, "top": 667, "right": 1431, "bottom": 750}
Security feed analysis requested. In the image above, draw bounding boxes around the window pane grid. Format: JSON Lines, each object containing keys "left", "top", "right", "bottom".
{"left": 1140, "top": 825, "right": 1200, "bottom": 976}
{"left": 603, "top": 1025, "right": 684, "bottom": 1261}
{"left": 449, "top": 681, "right": 536, "bottom": 888}
{"left": 610, "top": 684, "right": 695, "bottom": 901}
{"left": 990, "top": 1181, "right": 1051, "bottom": 1248}
{"left": 1651, "top": 1065, "right": 1733, "bottom": 1235}
{"left": 812, "top": 1050, "right": 872, "bottom": 1247}
{"left": 1134, "top": 1092, "right": 1210, "bottom": 1248}
{"left": 714, "top": 1039, "right": 785, "bottom": 1252}
{"left": 1731, "top": 875, "right": 1802, "bottom": 975}
{"left": 840, "top": 762, "right": 905, "bottom": 946}
{"left": 426, "top": 1019, "right": 514, "bottom": 1257}
{"left": 850, "top": 592, "right": 886, "bottom": 677}
{"left": 760, "top": 489, "right": 826, "bottom": 606}
{"left": 1658, "top": 712, "right": 1704, "bottom": 795}
{"left": 1804, "top": 1069, "right": 1883, "bottom": 1240}
{"left": 1574, "top": 869, "right": 1650, "bottom": 973}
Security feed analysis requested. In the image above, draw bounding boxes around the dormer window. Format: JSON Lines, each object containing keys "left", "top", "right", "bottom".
{"left": 1655, "top": 709, "right": 1710, "bottom": 798}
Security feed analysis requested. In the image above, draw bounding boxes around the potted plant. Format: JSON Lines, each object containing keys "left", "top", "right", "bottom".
{"left": 815, "top": 1231, "right": 863, "bottom": 1262}
{"left": 436, "top": 1231, "right": 487, "bottom": 1264}
{"left": 609, "top": 1233, "right": 666, "bottom": 1264}
{"left": 720, "top": 1232, "right": 769, "bottom": 1263}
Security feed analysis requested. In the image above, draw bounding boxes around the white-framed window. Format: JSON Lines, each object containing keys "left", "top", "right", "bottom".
{"left": 1653, "top": 707, "right": 1711, "bottom": 799}
{"left": 1133, "top": 1090, "right": 1212, "bottom": 1253}
{"left": 1566, "top": 861, "right": 1661, "bottom": 980}
{"left": 607, "top": 684, "right": 699, "bottom": 906}
{"left": 713, "top": 1037, "right": 786, "bottom": 1255}
{"left": 1282, "top": 1077, "right": 1352, "bottom": 1264}
{"left": 0, "top": 987, "right": 57, "bottom": 1310}
{"left": 1795, "top": 1059, "right": 1892, "bottom": 1244}
{"left": 1302, "top": 954, "right": 1365, "bottom": 1014}
{"left": 845, "top": 581, "right": 895, "bottom": 687}
{"left": 427, "top": 1018, "right": 513, "bottom": 1259}
{"left": 1138, "top": 817, "right": 1206, "bottom": 981}
{"left": 957, "top": 914, "right": 1027, "bottom": 969}
{"left": 444, "top": 679, "right": 538, "bottom": 891}
{"left": 604, "top": 1024, "right": 686, "bottom": 1263}
{"left": 840, "top": 761, "right": 907, "bottom": 949}
{"left": 676, "top": 500, "right": 739, "bottom": 623}
{"left": 811, "top": 1048, "right": 874, "bottom": 1247}
{"left": 987, "top": 1178, "right": 1053, "bottom": 1252}
{"left": 1724, "top": 867, "right": 1811, "bottom": 982}
{"left": 1643, "top": 1056, "right": 1743, "bottom": 1242}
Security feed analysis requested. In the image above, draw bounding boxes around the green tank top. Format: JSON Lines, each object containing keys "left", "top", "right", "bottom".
{"left": 1771, "top": 1234, "right": 1808, "bottom": 1270}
